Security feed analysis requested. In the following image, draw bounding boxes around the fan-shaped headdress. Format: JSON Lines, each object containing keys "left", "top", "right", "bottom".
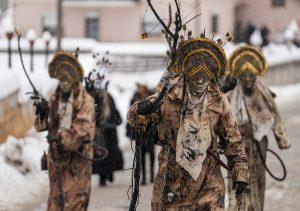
{"left": 48, "top": 51, "right": 84, "bottom": 83}
{"left": 229, "top": 45, "right": 268, "bottom": 77}
{"left": 175, "top": 37, "right": 228, "bottom": 80}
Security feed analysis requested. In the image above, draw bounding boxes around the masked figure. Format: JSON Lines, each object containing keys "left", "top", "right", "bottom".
{"left": 34, "top": 52, "right": 95, "bottom": 211}
{"left": 85, "top": 58, "right": 124, "bottom": 186}
{"left": 93, "top": 91, "right": 123, "bottom": 186}
{"left": 227, "top": 45, "right": 290, "bottom": 211}
{"left": 127, "top": 37, "right": 250, "bottom": 211}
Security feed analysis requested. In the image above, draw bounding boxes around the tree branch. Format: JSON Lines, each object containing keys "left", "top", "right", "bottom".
{"left": 146, "top": 0, "right": 175, "bottom": 38}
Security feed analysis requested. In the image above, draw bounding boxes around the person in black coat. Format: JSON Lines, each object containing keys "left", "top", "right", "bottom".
{"left": 126, "top": 83, "right": 156, "bottom": 185}
{"left": 92, "top": 91, "right": 124, "bottom": 186}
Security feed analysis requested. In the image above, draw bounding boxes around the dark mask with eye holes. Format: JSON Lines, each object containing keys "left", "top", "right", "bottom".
{"left": 238, "top": 70, "right": 257, "bottom": 96}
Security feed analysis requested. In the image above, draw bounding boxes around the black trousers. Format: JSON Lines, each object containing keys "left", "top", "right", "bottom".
{"left": 141, "top": 146, "right": 155, "bottom": 183}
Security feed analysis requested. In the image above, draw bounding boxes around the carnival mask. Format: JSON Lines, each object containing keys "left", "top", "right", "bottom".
{"left": 59, "top": 73, "right": 74, "bottom": 93}
{"left": 238, "top": 70, "right": 257, "bottom": 96}
{"left": 187, "top": 71, "right": 209, "bottom": 96}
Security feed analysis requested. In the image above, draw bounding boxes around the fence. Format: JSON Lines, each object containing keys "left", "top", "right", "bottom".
{"left": 107, "top": 55, "right": 166, "bottom": 73}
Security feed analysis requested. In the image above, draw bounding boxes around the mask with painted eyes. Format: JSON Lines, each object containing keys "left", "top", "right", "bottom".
{"left": 186, "top": 71, "right": 210, "bottom": 96}
{"left": 238, "top": 70, "right": 257, "bottom": 96}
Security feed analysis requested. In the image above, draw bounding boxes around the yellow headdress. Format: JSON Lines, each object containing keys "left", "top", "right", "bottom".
{"left": 175, "top": 37, "right": 228, "bottom": 79}
{"left": 229, "top": 45, "right": 268, "bottom": 77}
{"left": 48, "top": 51, "right": 84, "bottom": 83}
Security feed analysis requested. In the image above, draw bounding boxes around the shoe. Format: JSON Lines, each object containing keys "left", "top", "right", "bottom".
{"left": 100, "top": 175, "right": 107, "bottom": 186}
{"left": 107, "top": 173, "right": 114, "bottom": 182}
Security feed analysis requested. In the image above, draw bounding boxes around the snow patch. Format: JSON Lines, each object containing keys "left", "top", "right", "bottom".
{"left": 270, "top": 83, "right": 300, "bottom": 104}
{"left": 0, "top": 130, "right": 49, "bottom": 210}
{"left": 0, "top": 71, "right": 20, "bottom": 100}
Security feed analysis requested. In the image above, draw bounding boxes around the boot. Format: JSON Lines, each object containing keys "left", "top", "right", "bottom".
{"left": 100, "top": 174, "right": 107, "bottom": 186}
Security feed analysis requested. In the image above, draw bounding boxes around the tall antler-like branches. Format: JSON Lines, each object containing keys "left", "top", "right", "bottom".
{"left": 146, "top": 0, "right": 183, "bottom": 64}
{"left": 163, "top": 4, "right": 173, "bottom": 54}
{"left": 146, "top": 0, "right": 174, "bottom": 37}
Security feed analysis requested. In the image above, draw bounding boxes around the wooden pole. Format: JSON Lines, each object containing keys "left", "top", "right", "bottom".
{"left": 57, "top": 0, "right": 63, "bottom": 51}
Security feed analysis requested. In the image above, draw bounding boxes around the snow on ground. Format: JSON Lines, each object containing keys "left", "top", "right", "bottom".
{"left": 270, "top": 83, "right": 300, "bottom": 104}
{"left": 0, "top": 130, "right": 49, "bottom": 210}
{"left": 263, "top": 43, "right": 300, "bottom": 67}
{"left": 223, "top": 42, "right": 300, "bottom": 67}
{"left": 0, "top": 70, "right": 19, "bottom": 100}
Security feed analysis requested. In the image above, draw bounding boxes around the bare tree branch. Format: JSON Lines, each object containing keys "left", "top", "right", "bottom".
{"left": 146, "top": 0, "right": 175, "bottom": 38}
{"left": 165, "top": 4, "right": 173, "bottom": 51}
{"left": 183, "top": 13, "right": 202, "bottom": 27}
{"left": 174, "top": 0, "right": 182, "bottom": 28}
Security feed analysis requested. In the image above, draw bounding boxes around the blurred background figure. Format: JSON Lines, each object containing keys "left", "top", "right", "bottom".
{"left": 97, "top": 92, "right": 123, "bottom": 186}
{"left": 85, "top": 53, "right": 124, "bottom": 187}
{"left": 126, "top": 83, "right": 156, "bottom": 185}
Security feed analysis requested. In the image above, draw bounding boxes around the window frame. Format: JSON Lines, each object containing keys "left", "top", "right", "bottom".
{"left": 272, "top": 0, "right": 285, "bottom": 7}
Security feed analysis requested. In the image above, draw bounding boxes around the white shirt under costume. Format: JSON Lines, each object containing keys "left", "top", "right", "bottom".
{"left": 58, "top": 91, "right": 74, "bottom": 132}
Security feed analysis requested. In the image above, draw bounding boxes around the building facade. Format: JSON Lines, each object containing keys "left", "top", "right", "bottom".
{"left": 11, "top": 0, "right": 300, "bottom": 42}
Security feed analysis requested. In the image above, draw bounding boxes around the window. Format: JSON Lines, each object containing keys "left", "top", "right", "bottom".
{"left": 211, "top": 14, "right": 219, "bottom": 34}
{"left": 42, "top": 11, "right": 57, "bottom": 35}
{"left": 0, "top": 0, "right": 9, "bottom": 13}
{"left": 272, "top": 0, "right": 285, "bottom": 7}
{"left": 85, "top": 16, "right": 99, "bottom": 40}
{"left": 143, "top": 13, "right": 163, "bottom": 36}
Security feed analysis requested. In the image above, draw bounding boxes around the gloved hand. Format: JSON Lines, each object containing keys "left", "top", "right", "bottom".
{"left": 84, "top": 78, "right": 94, "bottom": 93}
{"left": 278, "top": 141, "right": 291, "bottom": 150}
{"left": 233, "top": 181, "right": 247, "bottom": 196}
{"left": 136, "top": 99, "right": 153, "bottom": 115}
{"left": 34, "top": 98, "right": 49, "bottom": 121}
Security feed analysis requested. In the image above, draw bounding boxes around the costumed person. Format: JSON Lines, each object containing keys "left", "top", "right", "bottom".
{"left": 34, "top": 52, "right": 95, "bottom": 210}
{"left": 99, "top": 92, "right": 123, "bottom": 185}
{"left": 126, "top": 83, "right": 156, "bottom": 185}
{"left": 227, "top": 45, "right": 291, "bottom": 211}
{"left": 127, "top": 37, "right": 250, "bottom": 210}
{"left": 85, "top": 53, "right": 124, "bottom": 186}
